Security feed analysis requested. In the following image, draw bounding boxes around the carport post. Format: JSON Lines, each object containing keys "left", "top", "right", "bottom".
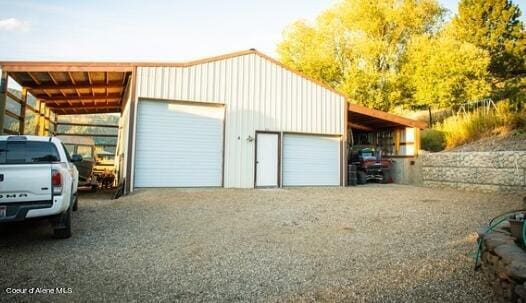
{"left": 37, "top": 100, "right": 46, "bottom": 136}
{"left": 19, "top": 87, "right": 27, "bottom": 134}
{"left": 125, "top": 67, "right": 138, "bottom": 194}
{"left": 44, "top": 107, "right": 50, "bottom": 136}
{"left": 0, "top": 71, "right": 7, "bottom": 135}
{"left": 53, "top": 114, "right": 58, "bottom": 135}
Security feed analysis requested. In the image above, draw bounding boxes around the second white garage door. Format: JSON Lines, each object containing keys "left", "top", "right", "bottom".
{"left": 134, "top": 100, "right": 224, "bottom": 187}
{"left": 282, "top": 134, "right": 340, "bottom": 186}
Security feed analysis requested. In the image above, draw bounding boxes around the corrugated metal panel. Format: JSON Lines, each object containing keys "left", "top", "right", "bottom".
{"left": 136, "top": 53, "right": 346, "bottom": 188}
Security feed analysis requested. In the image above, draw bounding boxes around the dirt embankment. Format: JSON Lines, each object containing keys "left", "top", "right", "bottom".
{"left": 448, "top": 134, "right": 526, "bottom": 152}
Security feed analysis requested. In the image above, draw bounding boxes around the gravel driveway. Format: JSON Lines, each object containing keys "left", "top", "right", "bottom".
{"left": 0, "top": 185, "right": 523, "bottom": 302}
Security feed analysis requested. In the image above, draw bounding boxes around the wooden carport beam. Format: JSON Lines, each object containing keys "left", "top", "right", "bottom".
{"left": 46, "top": 104, "right": 120, "bottom": 110}
{"left": 348, "top": 103, "right": 427, "bottom": 129}
{"left": 0, "top": 63, "right": 134, "bottom": 73}
{"left": 53, "top": 108, "right": 121, "bottom": 115}
{"left": 348, "top": 122, "right": 374, "bottom": 132}
{"left": 40, "top": 99, "right": 120, "bottom": 105}
{"left": 26, "top": 82, "right": 125, "bottom": 91}
{"left": 37, "top": 93, "right": 122, "bottom": 101}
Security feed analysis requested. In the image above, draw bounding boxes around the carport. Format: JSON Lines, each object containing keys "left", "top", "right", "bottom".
{"left": 1, "top": 50, "right": 429, "bottom": 193}
{"left": 0, "top": 63, "right": 136, "bottom": 191}
{"left": 348, "top": 103, "right": 426, "bottom": 157}
{"left": 347, "top": 103, "right": 427, "bottom": 184}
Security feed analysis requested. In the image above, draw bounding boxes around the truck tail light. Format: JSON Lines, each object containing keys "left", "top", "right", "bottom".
{"left": 52, "top": 169, "right": 63, "bottom": 195}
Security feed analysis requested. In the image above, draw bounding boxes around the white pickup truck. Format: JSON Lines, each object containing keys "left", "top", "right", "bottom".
{"left": 0, "top": 135, "right": 80, "bottom": 238}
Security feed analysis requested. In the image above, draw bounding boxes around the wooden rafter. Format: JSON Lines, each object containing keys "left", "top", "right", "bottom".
{"left": 348, "top": 122, "right": 374, "bottom": 132}
{"left": 87, "top": 72, "right": 94, "bottom": 97}
{"left": 105, "top": 72, "right": 109, "bottom": 105}
{"left": 47, "top": 72, "right": 67, "bottom": 98}
{"left": 27, "top": 72, "right": 51, "bottom": 98}
{"left": 67, "top": 72, "right": 81, "bottom": 97}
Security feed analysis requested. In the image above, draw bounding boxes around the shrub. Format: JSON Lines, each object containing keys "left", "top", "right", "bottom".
{"left": 421, "top": 129, "right": 446, "bottom": 152}
{"left": 434, "top": 100, "right": 526, "bottom": 149}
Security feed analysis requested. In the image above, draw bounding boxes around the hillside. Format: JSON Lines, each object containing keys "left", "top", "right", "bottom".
{"left": 448, "top": 134, "right": 526, "bottom": 152}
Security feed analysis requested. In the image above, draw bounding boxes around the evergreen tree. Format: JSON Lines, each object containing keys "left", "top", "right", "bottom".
{"left": 452, "top": 0, "right": 525, "bottom": 103}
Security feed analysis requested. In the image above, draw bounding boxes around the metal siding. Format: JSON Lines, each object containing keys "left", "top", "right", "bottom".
{"left": 136, "top": 53, "right": 345, "bottom": 188}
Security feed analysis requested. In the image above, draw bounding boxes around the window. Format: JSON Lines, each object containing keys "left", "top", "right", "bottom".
{"left": 0, "top": 141, "right": 60, "bottom": 164}
{"left": 24, "top": 110, "right": 38, "bottom": 135}
{"left": 399, "top": 128, "right": 416, "bottom": 156}
{"left": 61, "top": 143, "right": 72, "bottom": 162}
{"left": 6, "top": 95, "right": 21, "bottom": 116}
{"left": 3, "top": 115, "right": 19, "bottom": 133}
{"left": 76, "top": 145, "right": 93, "bottom": 159}
{"left": 64, "top": 144, "right": 76, "bottom": 155}
{"left": 377, "top": 130, "right": 394, "bottom": 156}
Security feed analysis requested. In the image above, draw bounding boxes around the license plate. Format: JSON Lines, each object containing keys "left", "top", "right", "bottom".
{"left": 0, "top": 206, "right": 6, "bottom": 218}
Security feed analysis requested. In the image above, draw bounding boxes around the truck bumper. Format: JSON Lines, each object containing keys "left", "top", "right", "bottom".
{"left": 0, "top": 195, "right": 68, "bottom": 223}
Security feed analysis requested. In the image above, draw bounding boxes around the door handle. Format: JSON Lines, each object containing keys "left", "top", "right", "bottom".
{"left": 0, "top": 174, "right": 3, "bottom": 182}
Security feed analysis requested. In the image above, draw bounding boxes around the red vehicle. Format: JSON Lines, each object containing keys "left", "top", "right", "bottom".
{"left": 350, "top": 148, "right": 393, "bottom": 184}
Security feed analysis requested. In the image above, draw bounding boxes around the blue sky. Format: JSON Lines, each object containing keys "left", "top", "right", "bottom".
{"left": 0, "top": 0, "right": 523, "bottom": 61}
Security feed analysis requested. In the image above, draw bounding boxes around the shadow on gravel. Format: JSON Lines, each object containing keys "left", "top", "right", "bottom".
{"left": 0, "top": 189, "right": 114, "bottom": 245}
{"left": 0, "top": 220, "right": 55, "bottom": 243}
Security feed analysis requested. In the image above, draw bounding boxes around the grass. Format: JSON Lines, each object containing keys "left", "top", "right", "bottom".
{"left": 435, "top": 101, "right": 526, "bottom": 149}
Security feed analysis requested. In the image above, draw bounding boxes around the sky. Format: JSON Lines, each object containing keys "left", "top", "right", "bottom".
{"left": 0, "top": 0, "right": 523, "bottom": 61}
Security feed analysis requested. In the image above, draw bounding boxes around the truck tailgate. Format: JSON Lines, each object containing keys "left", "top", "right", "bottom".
{"left": 0, "top": 164, "right": 52, "bottom": 203}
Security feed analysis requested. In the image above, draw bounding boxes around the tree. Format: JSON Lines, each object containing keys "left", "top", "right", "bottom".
{"left": 401, "top": 33, "right": 491, "bottom": 108}
{"left": 278, "top": 0, "right": 444, "bottom": 111}
{"left": 452, "top": 0, "right": 526, "bottom": 104}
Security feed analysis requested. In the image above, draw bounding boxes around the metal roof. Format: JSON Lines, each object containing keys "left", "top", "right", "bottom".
{"left": 1, "top": 49, "right": 427, "bottom": 129}
{"left": 348, "top": 103, "right": 427, "bottom": 130}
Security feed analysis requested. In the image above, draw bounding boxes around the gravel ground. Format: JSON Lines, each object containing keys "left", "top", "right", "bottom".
{"left": 0, "top": 185, "right": 524, "bottom": 302}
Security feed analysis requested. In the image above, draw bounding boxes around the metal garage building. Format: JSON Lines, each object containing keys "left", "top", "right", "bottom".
{"left": 0, "top": 49, "right": 425, "bottom": 194}
{"left": 130, "top": 50, "right": 346, "bottom": 190}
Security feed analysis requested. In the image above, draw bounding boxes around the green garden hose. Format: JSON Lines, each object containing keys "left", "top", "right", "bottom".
{"left": 474, "top": 209, "right": 526, "bottom": 271}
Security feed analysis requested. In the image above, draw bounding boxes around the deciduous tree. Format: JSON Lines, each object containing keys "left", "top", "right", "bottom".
{"left": 278, "top": 0, "right": 444, "bottom": 111}
{"left": 401, "top": 33, "right": 491, "bottom": 108}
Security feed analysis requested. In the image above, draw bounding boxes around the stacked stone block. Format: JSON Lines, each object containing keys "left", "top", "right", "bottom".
{"left": 422, "top": 151, "right": 526, "bottom": 193}
{"left": 479, "top": 224, "right": 526, "bottom": 302}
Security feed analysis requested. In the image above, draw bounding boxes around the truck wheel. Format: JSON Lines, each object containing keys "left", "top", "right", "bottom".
{"left": 381, "top": 172, "right": 390, "bottom": 184}
{"left": 72, "top": 194, "right": 79, "bottom": 212}
{"left": 358, "top": 171, "right": 367, "bottom": 185}
{"left": 53, "top": 205, "right": 72, "bottom": 239}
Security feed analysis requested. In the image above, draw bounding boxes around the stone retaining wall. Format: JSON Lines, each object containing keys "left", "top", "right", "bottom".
{"left": 479, "top": 223, "right": 526, "bottom": 302}
{"left": 422, "top": 151, "right": 526, "bottom": 194}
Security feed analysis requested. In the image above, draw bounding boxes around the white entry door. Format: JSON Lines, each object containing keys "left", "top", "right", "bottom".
{"left": 255, "top": 133, "right": 279, "bottom": 187}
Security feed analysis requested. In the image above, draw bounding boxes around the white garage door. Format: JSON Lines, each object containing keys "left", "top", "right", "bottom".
{"left": 283, "top": 134, "right": 340, "bottom": 186}
{"left": 134, "top": 100, "right": 224, "bottom": 187}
